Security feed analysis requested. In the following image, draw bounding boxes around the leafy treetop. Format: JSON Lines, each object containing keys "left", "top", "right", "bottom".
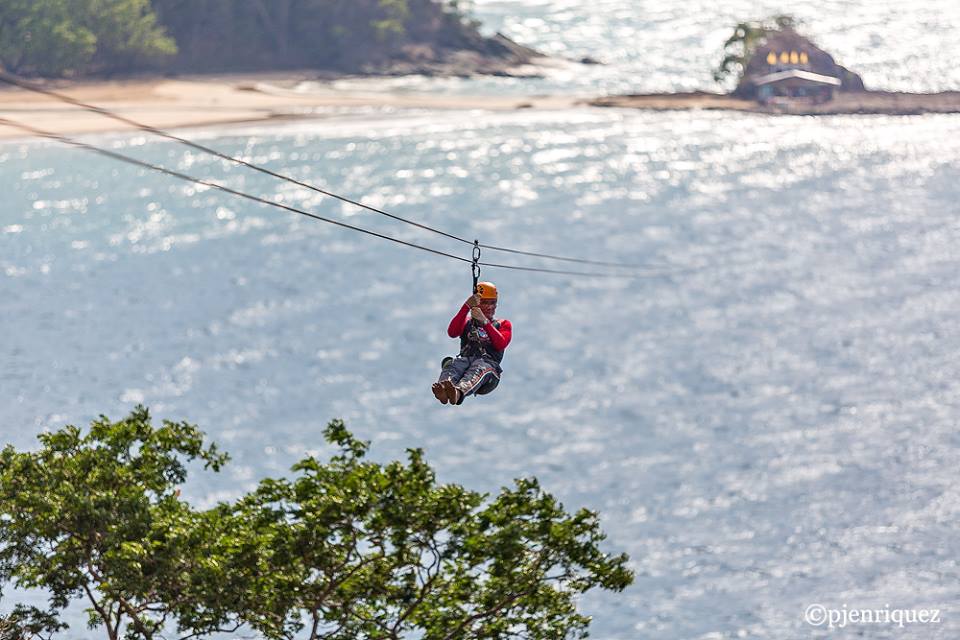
{"left": 0, "top": 408, "right": 633, "bottom": 640}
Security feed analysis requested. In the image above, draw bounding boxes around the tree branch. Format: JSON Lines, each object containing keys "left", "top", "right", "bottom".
{"left": 391, "top": 543, "right": 443, "bottom": 634}
{"left": 177, "top": 621, "right": 243, "bottom": 640}
{"left": 440, "top": 550, "right": 551, "bottom": 640}
{"left": 86, "top": 564, "right": 156, "bottom": 640}
{"left": 81, "top": 582, "right": 117, "bottom": 640}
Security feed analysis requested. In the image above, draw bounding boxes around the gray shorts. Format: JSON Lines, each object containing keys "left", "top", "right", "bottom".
{"left": 439, "top": 356, "right": 501, "bottom": 404}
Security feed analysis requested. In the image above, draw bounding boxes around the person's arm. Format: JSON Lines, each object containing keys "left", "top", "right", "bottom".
{"left": 447, "top": 304, "right": 471, "bottom": 338}
{"left": 483, "top": 319, "right": 512, "bottom": 351}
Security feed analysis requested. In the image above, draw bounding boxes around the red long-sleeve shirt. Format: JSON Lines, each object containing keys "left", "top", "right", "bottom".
{"left": 447, "top": 304, "right": 512, "bottom": 352}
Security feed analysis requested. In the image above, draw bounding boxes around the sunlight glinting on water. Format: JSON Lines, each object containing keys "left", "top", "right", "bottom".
{"left": 5, "top": 104, "right": 960, "bottom": 637}
{"left": 4, "top": 0, "right": 960, "bottom": 636}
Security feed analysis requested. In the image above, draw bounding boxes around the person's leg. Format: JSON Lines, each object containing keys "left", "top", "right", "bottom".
{"left": 476, "top": 374, "right": 500, "bottom": 395}
{"left": 439, "top": 356, "right": 470, "bottom": 383}
{"left": 433, "top": 356, "right": 470, "bottom": 404}
{"left": 449, "top": 358, "right": 500, "bottom": 405}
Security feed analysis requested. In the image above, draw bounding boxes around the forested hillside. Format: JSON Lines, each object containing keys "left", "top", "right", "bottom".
{"left": 0, "top": 0, "right": 528, "bottom": 77}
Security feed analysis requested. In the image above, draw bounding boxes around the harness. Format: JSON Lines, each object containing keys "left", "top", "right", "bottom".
{"left": 459, "top": 319, "right": 504, "bottom": 371}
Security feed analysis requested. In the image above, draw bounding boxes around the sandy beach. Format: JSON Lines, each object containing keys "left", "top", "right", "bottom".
{"left": 0, "top": 72, "right": 583, "bottom": 140}
{"left": 3, "top": 72, "right": 959, "bottom": 142}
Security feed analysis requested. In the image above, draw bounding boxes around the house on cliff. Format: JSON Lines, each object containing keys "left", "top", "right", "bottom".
{"left": 736, "top": 28, "right": 865, "bottom": 104}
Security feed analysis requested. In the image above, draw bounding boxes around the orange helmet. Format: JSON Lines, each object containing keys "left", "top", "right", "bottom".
{"left": 476, "top": 281, "right": 498, "bottom": 300}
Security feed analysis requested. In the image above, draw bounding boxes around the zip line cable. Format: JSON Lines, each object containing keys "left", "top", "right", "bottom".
{"left": 0, "top": 117, "right": 468, "bottom": 264}
{"left": 0, "top": 72, "right": 644, "bottom": 270}
{"left": 0, "top": 73, "right": 466, "bottom": 247}
{"left": 0, "top": 117, "right": 636, "bottom": 279}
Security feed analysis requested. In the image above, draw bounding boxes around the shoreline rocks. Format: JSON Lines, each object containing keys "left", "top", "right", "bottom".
{"left": 589, "top": 90, "right": 960, "bottom": 116}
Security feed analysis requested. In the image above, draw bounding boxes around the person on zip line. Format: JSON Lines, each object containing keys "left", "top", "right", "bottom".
{"left": 432, "top": 281, "right": 512, "bottom": 405}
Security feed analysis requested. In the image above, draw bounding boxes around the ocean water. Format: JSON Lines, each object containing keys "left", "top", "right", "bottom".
{"left": 330, "top": 0, "right": 960, "bottom": 95}
{"left": 3, "top": 2, "right": 960, "bottom": 639}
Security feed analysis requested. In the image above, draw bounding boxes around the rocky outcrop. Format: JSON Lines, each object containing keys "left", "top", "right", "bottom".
{"left": 736, "top": 27, "right": 865, "bottom": 95}
{"left": 588, "top": 90, "right": 960, "bottom": 116}
{"left": 375, "top": 32, "right": 546, "bottom": 77}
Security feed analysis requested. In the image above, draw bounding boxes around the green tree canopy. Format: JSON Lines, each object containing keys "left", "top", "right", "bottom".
{"left": 0, "top": 409, "right": 633, "bottom": 640}
{"left": 149, "top": 0, "right": 479, "bottom": 73}
{"left": 0, "top": 0, "right": 505, "bottom": 77}
{"left": 0, "top": 0, "right": 176, "bottom": 76}
{"left": 0, "top": 407, "right": 230, "bottom": 640}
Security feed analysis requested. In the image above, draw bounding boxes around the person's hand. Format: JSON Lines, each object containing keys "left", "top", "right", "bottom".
{"left": 470, "top": 306, "right": 487, "bottom": 324}
{"left": 465, "top": 294, "right": 479, "bottom": 308}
